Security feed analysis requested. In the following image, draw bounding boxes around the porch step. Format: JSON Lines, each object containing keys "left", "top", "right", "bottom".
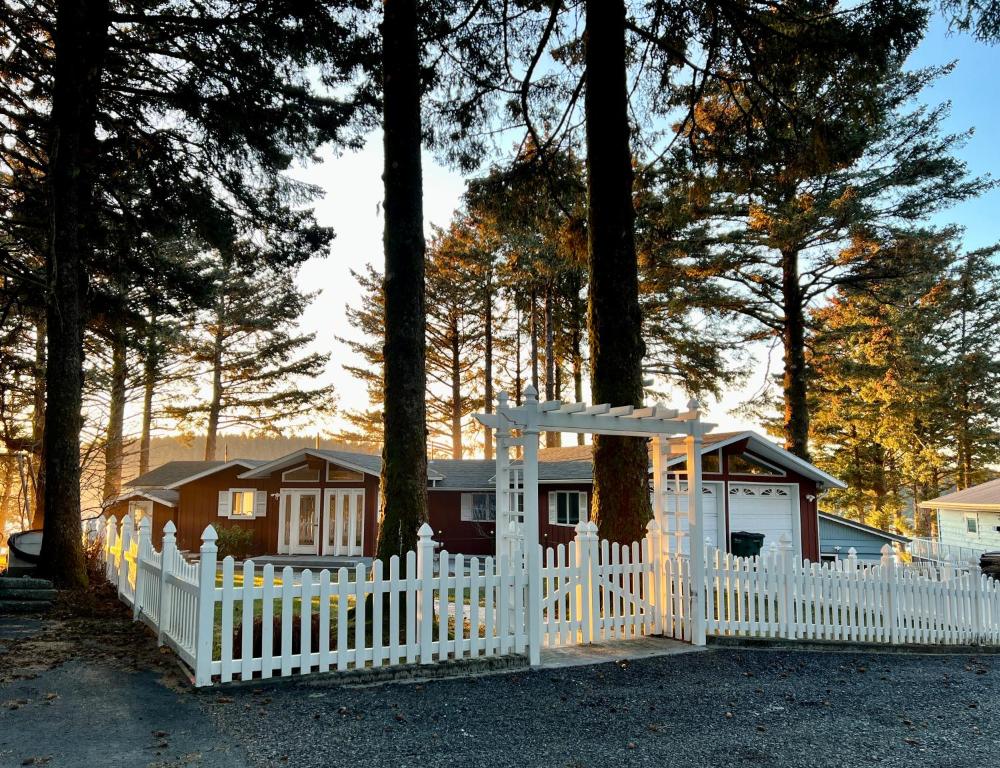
{"left": 0, "top": 599, "right": 53, "bottom": 614}
{"left": 0, "top": 576, "right": 54, "bottom": 592}
{"left": 0, "top": 576, "right": 56, "bottom": 614}
{"left": 0, "top": 588, "right": 57, "bottom": 602}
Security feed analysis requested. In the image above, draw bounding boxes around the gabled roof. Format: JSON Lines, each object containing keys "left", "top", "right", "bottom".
{"left": 105, "top": 488, "right": 180, "bottom": 509}
{"left": 663, "top": 431, "right": 846, "bottom": 490}
{"left": 818, "top": 512, "right": 910, "bottom": 543}
{"left": 162, "top": 459, "right": 265, "bottom": 489}
{"left": 238, "top": 448, "right": 386, "bottom": 480}
{"left": 127, "top": 461, "right": 227, "bottom": 489}
{"left": 919, "top": 477, "right": 1000, "bottom": 510}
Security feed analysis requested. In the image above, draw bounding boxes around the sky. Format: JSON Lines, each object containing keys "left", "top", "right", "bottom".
{"left": 290, "top": 14, "right": 1000, "bottom": 441}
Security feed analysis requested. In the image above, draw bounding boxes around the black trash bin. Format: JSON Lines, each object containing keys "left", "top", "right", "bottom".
{"left": 730, "top": 531, "right": 766, "bottom": 558}
{"left": 980, "top": 552, "right": 1000, "bottom": 580}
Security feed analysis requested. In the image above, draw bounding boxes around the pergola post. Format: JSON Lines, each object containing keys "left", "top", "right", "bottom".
{"left": 521, "top": 385, "right": 542, "bottom": 666}
{"left": 684, "top": 404, "right": 707, "bottom": 646}
{"left": 494, "top": 392, "right": 511, "bottom": 559}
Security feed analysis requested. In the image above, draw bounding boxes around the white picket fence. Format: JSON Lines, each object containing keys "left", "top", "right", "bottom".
{"left": 93, "top": 515, "right": 1000, "bottom": 687}
{"left": 97, "top": 516, "right": 526, "bottom": 686}
{"left": 705, "top": 540, "right": 1000, "bottom": 646}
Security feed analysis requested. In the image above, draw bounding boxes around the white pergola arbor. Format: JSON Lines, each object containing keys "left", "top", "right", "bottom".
{"left": 474, "top": 385, "right": 716, "bottom": 664}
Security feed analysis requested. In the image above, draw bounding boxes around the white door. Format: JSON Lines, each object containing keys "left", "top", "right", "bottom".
{"left": 728, "top": 483, "right": 797, "bottom": 554}
{"left": 324, "top": 489, "right": 365, "bottom": 557}
{"left": 280, "top": 490, "right": 320, "bottom": 555}
{"left": 660, "top": 482, "right": 722, "bottom": 556}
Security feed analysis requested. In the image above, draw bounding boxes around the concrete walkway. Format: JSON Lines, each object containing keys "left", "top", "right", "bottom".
{"left": 539, "top": 635, "right": 704, "bottom": 668}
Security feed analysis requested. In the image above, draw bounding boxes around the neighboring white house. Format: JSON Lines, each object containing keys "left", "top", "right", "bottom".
{"left": 918, "top": 478, "right": 1000, "bottom": 562}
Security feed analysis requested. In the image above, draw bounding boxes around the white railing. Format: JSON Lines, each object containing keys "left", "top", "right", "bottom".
{"left": 706, "top": 540, "right": 1000, "bottom": 646}
{"left": 95, "top": 517, "right": 527, "bottom": 686}
{"left": 909, "top": 536, "right": 985, "bottom": 568}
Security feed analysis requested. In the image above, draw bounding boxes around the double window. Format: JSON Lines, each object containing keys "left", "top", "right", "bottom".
{"left": 219, "top": 488, "right": 264, "bottom": 519}
{"left": 461, "top": 493, "right": 497, "bottom": 522}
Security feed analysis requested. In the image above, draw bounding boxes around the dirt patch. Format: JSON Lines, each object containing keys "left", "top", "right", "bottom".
{"left": 0, "top": 568, "right": 189, "bottom": 691}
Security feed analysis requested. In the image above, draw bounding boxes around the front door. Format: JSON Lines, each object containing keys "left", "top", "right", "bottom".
{"left": 323, "top": 489, "right": 365, "bottom": 556}
{"left": 280, "top": 490, "right": 320, "bottom": 555}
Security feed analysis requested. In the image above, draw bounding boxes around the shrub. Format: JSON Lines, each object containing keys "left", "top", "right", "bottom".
{"left": 216, "top": 525, "right": 256, "bottom": 560}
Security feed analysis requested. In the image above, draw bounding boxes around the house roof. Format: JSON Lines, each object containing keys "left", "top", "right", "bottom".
{"left": 919, "top": 477, "right": 1000, "bottom": 510}
{"left": 663, "top": 431, "right": 846, "bottom": 490}
{"left": 105, "top": 488, "right": 180, "bottom": 509}
{"left": 162, "top": 459, "right": 265, "bottom": 489}
{"left": 237, "top": 447, "right": 389, "bottom": 480}
{"left": 427, "top": 458, "right": 594, "bottom": 490}
{"left": 127, "top": 461, "right": 228, "bottom": 488}
{"left": 818, "top": 512, "right": 910, "bottom": 543}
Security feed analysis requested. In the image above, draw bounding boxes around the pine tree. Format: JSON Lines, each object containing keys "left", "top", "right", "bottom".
{"left": 167, "top": 260, "right": 335, "bottom": 459}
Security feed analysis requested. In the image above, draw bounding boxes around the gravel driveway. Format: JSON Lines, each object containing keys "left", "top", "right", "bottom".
{"left": 205, "top": 647, "right": 997, "bottom": 768}
{"left": 4, "top": 588, "right": 999, "bottom": 768}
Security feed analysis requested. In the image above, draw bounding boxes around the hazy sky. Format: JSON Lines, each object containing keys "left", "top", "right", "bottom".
{"left": 291, "top": 15, "right": 999, "bottom": 439}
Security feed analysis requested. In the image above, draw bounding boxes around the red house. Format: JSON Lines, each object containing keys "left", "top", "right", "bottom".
{"left": 103, "top": 431, "right": 843, "bottom": 561}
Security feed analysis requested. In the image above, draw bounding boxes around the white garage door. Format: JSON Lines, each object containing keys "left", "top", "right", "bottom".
{"left": 728, "top": 483, "right": 796, "bottom": 553}
{"left": 660, "top": 482, "right": 721, "bottom": 555}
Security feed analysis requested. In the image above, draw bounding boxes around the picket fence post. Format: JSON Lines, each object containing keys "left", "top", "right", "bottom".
{"left": 194, "top": 525, "right": 218, "bottom": 687}
{"left": 133, "top": 516, "right": 151, "bottom": 620}
{"left": 158, "top": 521, "right": 177, "bottom": 646}
{"left": 118, "top": 516, "right": 133, "bottom": 600}
{"left": 417, "top": 523, "right": 435, "bottom": 664}
{"left": 880, "top": 544, "right": 899, "bottom": 644}
{"left": 584, "top": 521, "right": 600, "bottom": 644}
{"left": 104, "top": 517, "right": 117, "bottom": 580}
{"left": 646, "top": 520, "right": 663, "bottom": 635}
{"left": 778, "top": 534, "right": 795, "bottom": 639}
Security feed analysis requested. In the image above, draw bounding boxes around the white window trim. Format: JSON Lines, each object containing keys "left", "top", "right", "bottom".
{"left": 281, "top": 463, "right": 321, "bottom": 482}
{"left": 965, "top": 512, "right": 979, "bottom": 536}
{"left": 225, "top": 488, "right": 264, "bottom": 520}
{"left": 548, "top": 490, "right": 589, "bottom": 527}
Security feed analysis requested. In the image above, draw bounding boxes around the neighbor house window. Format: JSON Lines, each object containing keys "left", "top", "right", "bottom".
{"left": 966, "top": 514, "right": 979, "bottom": 535}
{"left": 461, "top": 493, "right": 496, "bottom": 522}
{"left": 129, "top": 500, "right": 152, "bottom": 525}
{"left": 549, "top": 491, "right": 588, "bottom": 527}
{"left": 230, "top": 490, "right": 256, "bottom": 518}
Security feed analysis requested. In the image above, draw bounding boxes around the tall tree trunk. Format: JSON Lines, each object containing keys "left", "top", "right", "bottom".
{"left": 584, "top": 0, "right": 650, "bottom": 544}
{"left": 450, "top": 313, "right": 462, "bottom": 459}
{"left": 40, "top": 0, "right": 110, "bottom": 588}
{"left": 31, "top": 318, "right": 46, "bottom": 528}
{"left": 139, "top": 317, "right": 157, "bottom": 475}
{"left": 781, "top": 247, "right": 810, "bottom": 461}
{"left": 204, "top": 303, "right": 225, "bottom": 461}
{"left": 103, "top": 323, "right": 127, "bottom": 501}
{"left": 483, "top": 274, "right": 493, "bottom": 460}
{"left": 376, "top": 0, "right": 427, "bottom": 563}
{"left": 572, "top": 290, "right": 584, "bottom": 446}
{"left": 544, "top": 286, "right": 559, "bottom": 447}
{"left": 530, "top": 288, "right": 539, "bottom": 390}
{"left": 514, "top": 305, "right": 523, "bottom": 405}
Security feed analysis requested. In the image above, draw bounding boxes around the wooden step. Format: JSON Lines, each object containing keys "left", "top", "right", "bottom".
{"left": 0, "top": 599, "right": 52, "bottom": 614}
{"left": 0, "top": 576, "right": 54, "bottom": 591}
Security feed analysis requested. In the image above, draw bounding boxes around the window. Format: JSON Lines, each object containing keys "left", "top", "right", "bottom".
{"left": 129, "top": 500, "right": 152, "bottom": 525}
{"left": 461, "top": 493, "right": 496, "bottom": 522}
{"left": 728, "top": 452, "right": 785, "bottom": 476}
{"left": 669, "top": 450, "right": 721, "bottom": 474}
{"left": 282, "top": 464, "right": 320, "bottom": 482}
{"left": 966, "top": 514, "right": 979, "bottom": 535}
{"left": 327, "top": 464, "right": 364, "bottom": 482}
{"left": 549, "top": 491, "right": 588, "bottom": 527}
{"left": 231, "top": 490, "right": 256, "bottom": 518}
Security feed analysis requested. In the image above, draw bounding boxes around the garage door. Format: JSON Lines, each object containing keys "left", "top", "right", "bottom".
{"left": 728, "top": 483, "right": 795, "bottom": 553}
{"left": 660, "top": 482, "right": 721, "bottom": 555}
